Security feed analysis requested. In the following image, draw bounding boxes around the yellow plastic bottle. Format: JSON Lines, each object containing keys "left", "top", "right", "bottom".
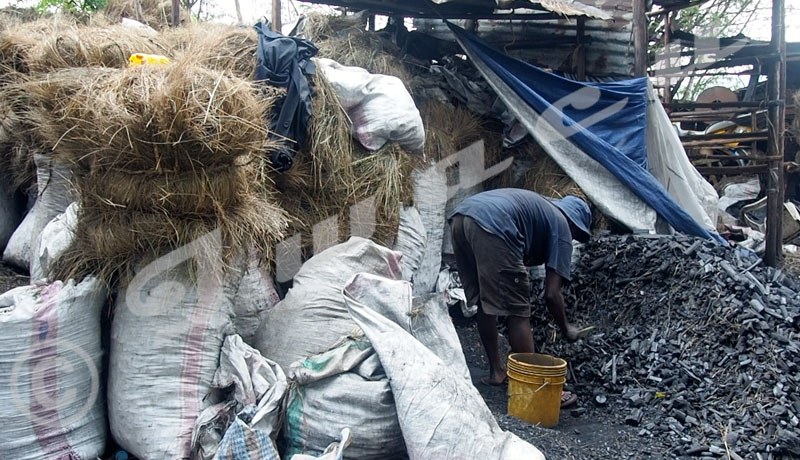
{"left": 129, "top": 53, "right": 171, "bottom": 66}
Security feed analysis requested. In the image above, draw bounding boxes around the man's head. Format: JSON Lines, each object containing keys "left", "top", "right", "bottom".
{"left": 552, "top": 195, "right": 592, "bottom": 243}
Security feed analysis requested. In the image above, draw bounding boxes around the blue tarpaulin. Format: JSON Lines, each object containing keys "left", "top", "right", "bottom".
{"left": 447, "top": 22, "right": 723, "bottom": 243}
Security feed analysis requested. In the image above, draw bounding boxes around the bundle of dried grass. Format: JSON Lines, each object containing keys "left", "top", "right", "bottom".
{"left": 29, "top": 63, "right": 272, "bottom": 172}
{"left": 27, "top": 23, "right": 169, "bottom": 72}
{"left": 0, "top": 72, "right": 43, "bottom": 192}
{"left": 304, "top": 70, "right": 354, "bottom": 191}
{"left": 351, "top": 145, "right": 418, "bottom": 245}
{"left": 78, "top": 166, "right": 250, "bottom": 216}
{"left": 304, "top": 12, "right": 412, "bottom": 83}
{"left": 103, "top": 0, "right": 182, "bottom": 29}
{"left": 274, "top": 71, "right": 417, "bottom": 251}
{"left": 0, "top": 17, "right": 67, "bottom": 75}
{"left": 50, "top": 189, "right": 288, "bottom": 282}
{"left": 164, "top": 23, "right": 258, "bottom": 79}
{"left": 0, "top": 7, "right": 40, "bottom": 32}
{"left": 509, "top": 143, "right": 587, "bottom": 200}
{"left": 421, "top": 100, "right": 483, "bottom": 161}
{"left": 275, "top": 146, "right": 417, "bottom": 250}
{"left": 29, "top": 61, "right": 289, "bottom": 282}
{"left": 302, "top": 12, "right": 367, "bottom": 43}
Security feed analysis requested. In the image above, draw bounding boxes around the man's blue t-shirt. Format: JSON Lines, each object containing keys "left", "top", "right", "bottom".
{"left": 449, "top": 188, "right": 573, "bottom": 280}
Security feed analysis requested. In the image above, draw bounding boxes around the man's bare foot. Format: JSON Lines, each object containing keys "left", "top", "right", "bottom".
{"left": 561, "top": 390, "right": 578, "bottom": 408}
{"left": 480, "top": 370, "right": 508, "bottom": 386}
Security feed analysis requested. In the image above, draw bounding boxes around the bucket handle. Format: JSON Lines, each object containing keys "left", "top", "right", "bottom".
{"left": 509, "top": 379, "right": 551, "bottom": 396}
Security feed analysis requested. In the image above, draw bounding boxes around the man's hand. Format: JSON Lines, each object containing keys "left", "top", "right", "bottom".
{"left": 564, "top": 324, "right": 580, "bottom": 342}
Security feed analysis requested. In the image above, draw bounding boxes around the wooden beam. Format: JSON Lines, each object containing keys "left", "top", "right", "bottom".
{"left": 679, "top": 131, "right": 769, "bottom": 142}
{"left": 687, "top": 155, "right": 779, "bottom": 161}
{"left": 576, "top": 16, "right": 586, "bottom": 81}
{"left": 695, "top": 165, "right": 769, "bottom": 175}
{"left": 765, "top": 0, "right": 786, "bottom": 266}
{"left": 633, "top": 0, "right": 648, "bottom": 76}
{"left": 664, "top": 101, "right": 765, "bottom": 109}
{"left": 171, "top": 0, "right": 180, "bottom": 27}
{"left": 272, "top": 0, "right": 282, "bottom": 33}
{"left": 681, "top": 137, "right": 767, "bottom": 148}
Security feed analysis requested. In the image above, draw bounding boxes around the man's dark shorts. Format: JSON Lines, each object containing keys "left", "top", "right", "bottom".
{"left": 450, "top": 214, "right": 531, "bottom": 317}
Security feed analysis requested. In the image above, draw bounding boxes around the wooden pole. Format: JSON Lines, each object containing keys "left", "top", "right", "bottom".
{"left": 171, "top": 0, "right": 180, "bottom": 27}
{"left": 632, "top": 0, "right": 648, "bottom": 77}
{"left": 664, "top": 12, "right": 672, "bottom": 103}
{"left": 576, "top": 16, "right": 586, "bottom": 80}
{"left": 272, "top": 0, "right": 282, "bottom": 33}
{"left": 765, "top": 0, "right": 786, "bottom": 267}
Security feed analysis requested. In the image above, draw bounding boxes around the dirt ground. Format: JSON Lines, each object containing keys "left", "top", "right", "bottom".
{"left": 452, "top": 313, "right": 676, "bottom": 460}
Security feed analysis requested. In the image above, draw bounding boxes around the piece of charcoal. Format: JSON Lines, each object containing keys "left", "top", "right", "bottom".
{"left": 626, "top": 409, "right": 643, "bottom": 426}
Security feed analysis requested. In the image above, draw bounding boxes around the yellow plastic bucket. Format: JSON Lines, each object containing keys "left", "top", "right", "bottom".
{"left": 507, "top": 353, "right": 567, "bottom": 428}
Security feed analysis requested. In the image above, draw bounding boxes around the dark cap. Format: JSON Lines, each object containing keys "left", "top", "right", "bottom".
{"left": 552, "top": 195, "right": 592, "bottom": 243}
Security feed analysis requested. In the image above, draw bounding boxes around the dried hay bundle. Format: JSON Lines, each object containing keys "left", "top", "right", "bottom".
{"left": 316, "top": 36, "right": 411, "bottom": 83}
{"left": 421, "top": 100, "right": 482, "bottom": 161}
{"left": 274, "top": 70, "right": 417, "bottom": 250}
{"left": 276, "top": 146, "right": 417, "bottom": 249}
{"left": 305, "top": 70, "right": 354, "bottom": 191}
{"left": 78, "top": 166, "right": 250, "bottom": 216}
{"left": 304, "top": 13, "right": 411, "bottom": 83}
{"left": 0, "top": 137, "right": 40, "bottom": 193}
{"left": 27, "top": 23, "right": 169, "bottom": 72}
{"left": 0, "top": 72, "right": 43, "bottom": 192}
{"left": 164, "top": 23, "right": 258, "bottom": 79}
{"left": 351, "top": 145, "right": 418, "bottom": 245}
{"left": 50, "top": 191, "right": 288, "bottom": 283}
{"left": 515, "top": 144, "right": 587, "bottom": 201}
{"left": 29, "top": 62, "right": 274, "bottom": 172}
{"left": 31, "top": 61, "right": 289, "bottom": 282}
{"left": 302, "top": 12, "right": 367, "bottom": 43}
{"left": 494, "top": 140, "right": 586, "bottom": 200}
{"left": 0, "top": 7, "right": 40, "bottom": 30}
{"left": 103, "top": 0, "right": 182, "bottom": 29}
{"left": 0, "top": 17, "right": 68, "bottom": 75}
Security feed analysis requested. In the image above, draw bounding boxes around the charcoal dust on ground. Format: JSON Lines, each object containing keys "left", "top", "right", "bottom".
{"left": 452, "top": 233, "right": 800, "bottom": 460}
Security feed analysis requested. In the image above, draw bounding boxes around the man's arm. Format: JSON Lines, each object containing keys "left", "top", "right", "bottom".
{"left": 544, "top": 268, "right": 579, "bottom": 341}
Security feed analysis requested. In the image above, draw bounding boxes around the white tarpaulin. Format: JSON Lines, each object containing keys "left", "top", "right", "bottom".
{"left": 645, "top": 82, "right": 719, "bottom": 231}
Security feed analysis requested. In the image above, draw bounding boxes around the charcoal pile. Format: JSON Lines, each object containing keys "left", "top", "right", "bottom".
{"left": 532, "top": 234, "right": 800, "bottom": 459}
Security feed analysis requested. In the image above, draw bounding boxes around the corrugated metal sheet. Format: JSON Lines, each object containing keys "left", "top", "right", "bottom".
{"left": 302, "top": 0, "right": 613, "bottom": 19}
{"left": 414, "top": 0, "right": 635, "bottom": 76}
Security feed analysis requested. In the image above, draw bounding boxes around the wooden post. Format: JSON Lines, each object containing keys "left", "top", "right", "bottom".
{"left": 171, "top": 0, "right": 180, "bottom": 27}
{"left": 576, "top": 16, "right": 586, "bottom": 81}
{"left": 765, "top": 0, "right": 786, "bottom": 267}
{"left": 272, "top": 0, "right": 282, "bottom": 33}
{"left": 632, "top": 0, "right": 648, "bottom": 77}
{"left": 664, "top": 12, "right": 672, "bottom": 103}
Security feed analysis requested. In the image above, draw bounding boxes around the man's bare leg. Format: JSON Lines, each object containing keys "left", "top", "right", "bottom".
{"left": 476, "top": 306, "right": 507, "bottom": 385}
{"left": 507, "top": 315, "right": 535, "bottom": 354}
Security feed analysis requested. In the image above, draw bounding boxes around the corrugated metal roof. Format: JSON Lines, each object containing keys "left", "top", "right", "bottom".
{"left": 433, "top": 0, "right": 612, "bottom": 19}
{"left": 300, "top": 0, "right": 612, "bottom": 19}
{"left": 414, "top": 0, "right": 635, "bottom": 76}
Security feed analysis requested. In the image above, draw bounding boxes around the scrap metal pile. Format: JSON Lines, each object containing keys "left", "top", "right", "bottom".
{"left": 530, "top": 234, "right": 800, "bottom": 459}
